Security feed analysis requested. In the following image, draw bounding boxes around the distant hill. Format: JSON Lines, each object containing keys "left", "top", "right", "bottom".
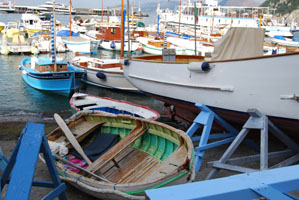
{"left": 219, "top": 0, "right": 260, "bottom": 7}
{"left": 261, "top": 0, "right": 299, "bottom": 15}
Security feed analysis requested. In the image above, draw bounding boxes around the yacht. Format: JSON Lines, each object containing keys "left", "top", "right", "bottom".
{"left": 0, "top": 1, "right": 15, "bottom": 13}
{"left": 38, "top": 1, "right": 76, "bottom": 15}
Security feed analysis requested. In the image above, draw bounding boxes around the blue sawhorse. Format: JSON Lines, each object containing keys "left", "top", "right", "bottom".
{"left": 1, "top": 122, "right": 67, "bottom": 200}
{"left": 206, "top": 109, "right": 299, "bottom": 179}
{"left": 0, "top": 146, "right": 8, "bottom": 197}
{"left": 186, "top": 103, "right": 258, "bottom": 173}
{"left": 145, "top": 164, "right": 299, "bottom": 200}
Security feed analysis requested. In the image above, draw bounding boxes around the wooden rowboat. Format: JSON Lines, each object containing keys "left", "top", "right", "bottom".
{"left": 47, "top": 111, "right": 195, "bottom": 199}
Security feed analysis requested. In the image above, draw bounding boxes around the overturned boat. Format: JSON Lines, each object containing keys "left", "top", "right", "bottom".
{"left": 70, "top": 93, "right": 160, "bottom": 120}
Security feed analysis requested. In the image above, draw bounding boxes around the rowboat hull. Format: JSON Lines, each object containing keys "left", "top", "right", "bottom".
{"left": 123, "top": 53, "right": 299, "bottom": 133}
{"left": 46, "top": 111, "right": 195, "bottom": 199}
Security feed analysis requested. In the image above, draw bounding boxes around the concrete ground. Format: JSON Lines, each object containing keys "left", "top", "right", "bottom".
{"left": 0, "top": 115, "right": 297, "bottom": 199}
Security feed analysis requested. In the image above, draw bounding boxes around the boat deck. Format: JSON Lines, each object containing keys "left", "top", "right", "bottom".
{"left": 132, "top": 55, "right": 205, "bottom": 63}
{"left": 98, "top": 147, "right": 160, "bottom": 184}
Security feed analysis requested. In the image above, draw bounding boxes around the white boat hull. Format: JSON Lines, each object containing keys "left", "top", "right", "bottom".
{"left": 99, "top": 40, "right": 140, "bottom": 52}
{"left": 123, "top": 53, "right": 299, "bottom": 122}
{"left": 70, "top": 57, "right": 138, "bottom": 91}
{"left": 63, "top": 37, "right": 99, "bottom": 54}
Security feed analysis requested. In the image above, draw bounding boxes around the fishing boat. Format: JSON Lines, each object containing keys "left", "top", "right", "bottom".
{"left": 70, "top": 56, "right": 138, "bottom": 91}
{"left": 0, "top": 22, "right": 39, "bottom": 55}
{"left": 62, "top": 36, "right": 99, "bottom": 54}
{"left": 70, "top": 93, "right": 160, "bottom": 120}
{"left": 123, "top": 27, "right": 299, "bottom": 134}
{"left": 20, "top": 56, "right": 85, "bottom": 96}
{"left": 46, "top": 110, "right": 195, "bottom": 199}
{"left": 96, "top": 25, "right": 140, "bottom": 52}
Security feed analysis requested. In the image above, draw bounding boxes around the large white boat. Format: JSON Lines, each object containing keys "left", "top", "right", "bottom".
{"left": 123, "top": 27, "right": 299, "bottom": 134}
{"left": 38, "top": 1, "right": 76, "bottom": 15}
{"left": 158, "top": 0, "right": 295, "bottom": 39}
{"left": 0, "top": 1, "right": 15, "bottom": 13}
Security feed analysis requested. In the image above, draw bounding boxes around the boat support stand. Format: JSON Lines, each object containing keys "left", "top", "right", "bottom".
{"left": 186, "top": 103, "right": 258, "bottom": 173}
{"left": 206, "top": 109, "right": 299, "bottom": 180}
{"left": 0, "top": 122, "right": 67, "bottom": 200}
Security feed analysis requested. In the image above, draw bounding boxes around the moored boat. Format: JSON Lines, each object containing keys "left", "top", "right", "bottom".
{"left": 70, "top": 92, "right": 160, "bottom": 120}
{"left": 0, "top": 22, "right": 39, "bottom": 55}
{"left": 70, "top": 56, "right": 138, "bottom": 91}
{"left": 46, "top": 110, "right": 195, "bottom": 199}
{"left": 62, "top": 36, "right": 99, "bottom": 54}
{"left": 20, "top": 56, "right": 85, "bottom": 96}
{"left": 123, "top": 27, "right": 299, "bottom": 133}
{"left": 96, "top": 25, "right": 140, "bottom": 52}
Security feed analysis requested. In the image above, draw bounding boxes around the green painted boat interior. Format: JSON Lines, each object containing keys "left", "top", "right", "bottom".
{"left": 84, "top": 115, "right": 180, "bottom": 162}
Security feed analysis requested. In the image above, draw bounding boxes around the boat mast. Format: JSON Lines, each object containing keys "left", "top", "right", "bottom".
{"left": 101, "top": 0, "right": 103, "bottom": 23}
{"left": 127, "top": 0, "right": 130, "bottom": 57}
{"left": 51, "top": 2, "right": 57, "bottom": 71}
{"left": 69, "top": 0, "right": 72, "bottom": 36}
{"left": 121, "top": 0, "right": 124, "bottom": 57}
{"left": 178, "top": 0, "right": 182, "bottom": 38}
{"left": 194, "top": 1, "right": 197, "bottom": 56}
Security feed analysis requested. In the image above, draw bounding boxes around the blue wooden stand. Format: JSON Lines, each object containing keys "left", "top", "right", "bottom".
{"left": 145, "top": 164, "right": 299, "bottom": 200}
{"left": 206, "top": 109, "right": 299, "bottom": 180}
{"left": 0, "top": 122, "right": 67, "bottom": 200}
{"left": 0, "top": 146, "right": 8, "bottom": 197}
{"left": 186, "top": 103, "right": 258, "bottom": 173}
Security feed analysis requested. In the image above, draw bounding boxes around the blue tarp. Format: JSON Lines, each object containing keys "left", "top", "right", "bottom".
{"left": 274, "top": 35, "right": 286, "bottom": 40}
{"left": 292, "top": 37, "right": 299, "bottom": 42}
{"left": 56, "top": 30, "right": 79, "bottom": 37}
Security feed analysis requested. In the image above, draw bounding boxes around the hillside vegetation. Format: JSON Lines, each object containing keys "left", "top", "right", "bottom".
{"left": 219, "top": 0, "right": 260, "bottom": 7}
{"left": 261, "top": 0, "right": 299, "bottom": 15}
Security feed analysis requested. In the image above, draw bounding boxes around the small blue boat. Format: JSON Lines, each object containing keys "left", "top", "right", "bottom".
{"left": 20, "top": 57, "right": 85, "bottom": 96}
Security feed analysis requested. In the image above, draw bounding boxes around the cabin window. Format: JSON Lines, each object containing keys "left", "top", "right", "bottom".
{"left": 46, "top": 66, "right": 50, "bottom": 69}
{"left": 59, "top": 65, "right": 63, "bottom": 69}
{"left": 30, "top": 20, "right": 33, "bottom": 25}
{"left": 111, "top": 28, "right": 116, "bottom": 35}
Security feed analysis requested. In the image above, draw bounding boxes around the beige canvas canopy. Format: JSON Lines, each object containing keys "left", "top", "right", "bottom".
{"left": 211, "top": 27, "right": 265, "bottom": 61}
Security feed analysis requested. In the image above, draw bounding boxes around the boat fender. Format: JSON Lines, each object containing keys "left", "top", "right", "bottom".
{"left": 96, "top": 72, "right": 106, "bottom": 80}
{"left": 110, "top": 41, "right": 116, "bottom": 49}
{"left": 120, "top": 59, "right": 130, "bottom": 66}
{"left": 187, "top": 62, "right": 211, "bottom": 73}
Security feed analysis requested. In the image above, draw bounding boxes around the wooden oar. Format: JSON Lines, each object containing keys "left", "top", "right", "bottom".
{"left": 54, "top": 113, "right": 92, "bottom": 166}
{"left": 52, "top": 153, "right": 110, "bottom": 182}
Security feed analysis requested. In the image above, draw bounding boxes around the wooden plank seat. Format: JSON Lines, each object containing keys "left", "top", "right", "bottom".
{"left": 87, "top": 120, "right": 147, "bottom": 172}
{"left": 54, "top": 120, "right": 104, "bottom": 144}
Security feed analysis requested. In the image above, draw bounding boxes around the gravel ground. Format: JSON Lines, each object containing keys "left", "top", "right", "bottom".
{"left": 0, "top": 115, "right": 297, "bottom": 199}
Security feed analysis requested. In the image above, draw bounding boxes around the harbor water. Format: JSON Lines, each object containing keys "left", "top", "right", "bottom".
{"left": 0, "top": 14, "right": 165, "bottom": 122}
